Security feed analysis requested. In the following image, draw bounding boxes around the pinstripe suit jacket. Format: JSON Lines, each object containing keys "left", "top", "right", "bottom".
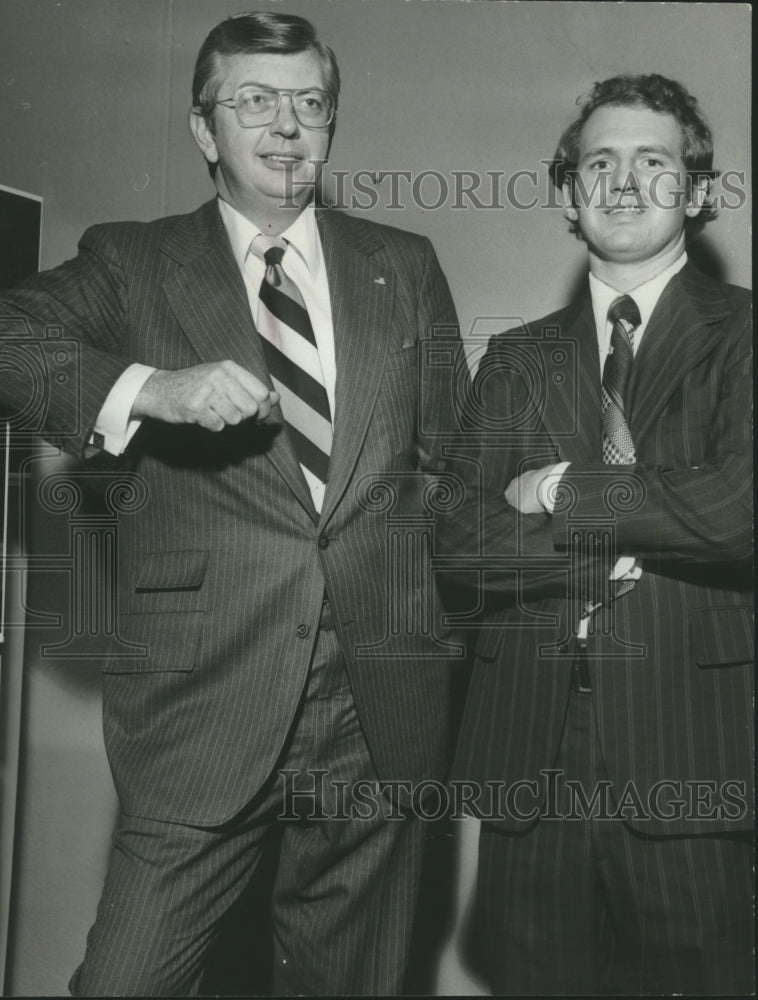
{"left": 0, "top": 199, "right": 461, "bottom": 825}
{"left": 449, "top": 263, "right": 753, "bottom": 835}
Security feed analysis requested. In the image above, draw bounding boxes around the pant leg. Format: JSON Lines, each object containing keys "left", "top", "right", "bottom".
{"left": 70, "top": 810, "right": 271, "bottom": 997}
{"left": 269, "top": 612, "right": 427, "bottom": 996}
{"left": 597, "top": 823, "right": 754, "bottom": 995}
{"left": 271, "top": 799, "right": 426, "bottom": 996}
{"left": 477, "top": 691, "right": 609, "bottom": 995}
{"left": 72, "top": 605, "right": 430, "bottom": 997}
{"left": 479, "top": 687, "right": 755, "bottom": 997}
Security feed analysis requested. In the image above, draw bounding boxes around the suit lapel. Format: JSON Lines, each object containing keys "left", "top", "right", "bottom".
{"left": 161, "top": 200, "right": 315, "bottom": 518}
{"left": 628, "top": 262, "right": 732, "bottom": 447}
{"left": 539, "top": 263, "right": 732, "bottom": 462}
{"left": 538, "top": 289, "right": 603, "bottom": 463}
{"left": 316, "top": 211, "right": 395, "bottom": 525}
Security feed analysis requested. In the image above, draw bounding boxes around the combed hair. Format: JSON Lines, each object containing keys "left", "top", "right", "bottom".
{"left": 193, "top": 11, "right": 340, "bottom": 118}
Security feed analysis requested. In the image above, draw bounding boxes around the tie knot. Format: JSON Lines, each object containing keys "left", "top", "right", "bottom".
{"left": 608, "top": 294, "right": 641, "bottom": 330}
{"left": 264, "top": 245, "right": 285, "bottom": 268}
{"left": 250, "top": 233, "right": 287, "bottom": 267}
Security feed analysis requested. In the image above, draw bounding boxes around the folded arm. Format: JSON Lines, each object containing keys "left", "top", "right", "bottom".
{"left": 551, "top": 312, "right": 752, "bottom": 568}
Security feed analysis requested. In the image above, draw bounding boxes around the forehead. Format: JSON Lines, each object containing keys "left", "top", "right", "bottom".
{"left": 212, "top": 49, "right": 328, "bottom": 95}
{"left": 578, "top": 104, "right": 685, "bottom": 159}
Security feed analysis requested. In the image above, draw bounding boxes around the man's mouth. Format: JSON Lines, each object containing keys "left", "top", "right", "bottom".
{"left": 606, "top": 205, "right": 645, "bottom": 215}
{"left": 260, "top": 153, "right": 303, "bottom": 168}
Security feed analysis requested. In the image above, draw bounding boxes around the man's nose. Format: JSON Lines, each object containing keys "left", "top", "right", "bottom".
{"left": 269, "top": 94, "right": 300, "bottom": 137}
{"left": 611, "top": 161, "right": 639, "bottom": 192}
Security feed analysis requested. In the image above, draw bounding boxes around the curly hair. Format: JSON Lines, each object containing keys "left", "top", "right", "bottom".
{"left": 549, "top": 74, "right": 718, "bottom": 238}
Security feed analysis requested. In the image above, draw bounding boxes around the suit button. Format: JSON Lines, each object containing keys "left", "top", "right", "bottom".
{"left": 318, "top": 536, "right": 329, "bottom": 549}
{"left": 296, "top": 624, "right": 310, "bottom": 639}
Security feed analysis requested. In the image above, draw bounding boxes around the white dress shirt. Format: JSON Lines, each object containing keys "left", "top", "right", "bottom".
{"left": 589, "top": 252, "right": 689, "bottom": 374}
{"left": 92, "top": 197, "right": 336, "bottom": 512}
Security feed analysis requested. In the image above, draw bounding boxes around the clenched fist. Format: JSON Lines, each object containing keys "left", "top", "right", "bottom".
{"left": 132, "top": 362, "right": 280, "bottom": 432}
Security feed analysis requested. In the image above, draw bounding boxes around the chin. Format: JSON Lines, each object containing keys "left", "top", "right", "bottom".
{"left": 589, "top": 238, "right": 639, "bottom": 260}
{"left": 267, "top": 172, "right": 316, "bottom": 201}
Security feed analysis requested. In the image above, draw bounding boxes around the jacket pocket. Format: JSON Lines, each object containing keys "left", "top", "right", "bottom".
{"left": 690, "top": 605, "right": 754, "bottom": 667}
{"left": 103, "top": 611, "right": 204, "bottom": 674}
{"left": 135, "top": 550, "right": 209, "bottom": 591}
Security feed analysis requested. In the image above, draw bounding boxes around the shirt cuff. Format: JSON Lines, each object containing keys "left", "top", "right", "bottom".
{"left": 90, "top": 363, "right": 156, "bottom": 455}
{"left": 537, "top": 461, "right": 570, "bottom": 513}
{"left": 610, "top": 557, "right": 642, "bottom": 581}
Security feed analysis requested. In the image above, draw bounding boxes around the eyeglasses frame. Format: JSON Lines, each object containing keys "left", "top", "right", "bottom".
{"left": 212, "top": 84, "right": 335, "bottom": 130}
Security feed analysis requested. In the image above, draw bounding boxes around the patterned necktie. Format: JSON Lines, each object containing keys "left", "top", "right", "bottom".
{"left": 597, "top": 293, "right": 642, "bottom": 607}
{"left": 602, "top": 294, "right": 641, "bottom": 465}
{"left": 251, "top": 234, "right": 332, "bottom": 486}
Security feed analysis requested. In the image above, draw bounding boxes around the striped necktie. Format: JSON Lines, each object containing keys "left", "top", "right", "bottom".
{"left": 250, "top": 234, "right": 332, "bottom": 487}
{"left": 602, "top": 294, "right": 641, "bottom": 465}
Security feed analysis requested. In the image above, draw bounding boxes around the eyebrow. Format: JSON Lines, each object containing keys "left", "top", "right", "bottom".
{"left": 232, "top": 80, "right": 325, "bottom": 92}
{"left": 580, "top": 144, "right": 676, "bottom": 160}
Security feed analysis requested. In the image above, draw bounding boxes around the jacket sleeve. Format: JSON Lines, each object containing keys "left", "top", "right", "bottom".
{"left": 438, "top": 331, "right": 582, "bottom": 610}
{"left": 0, "top": 225, "right": 133, "bottom": 459}
{"left": 414, "top": 234, "right": 462, "bottom": 471}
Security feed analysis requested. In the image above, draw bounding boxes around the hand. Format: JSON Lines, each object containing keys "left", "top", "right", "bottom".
{"left": 132, "top": 362, "right": 279, "bottom": 432}
{"left": 504, "top": 465, "right": 556, "bottom": 514}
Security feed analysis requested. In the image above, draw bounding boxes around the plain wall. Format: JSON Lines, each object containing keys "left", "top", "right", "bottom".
{"left": 0, "top": 0, "right": 751, "bottom": 995}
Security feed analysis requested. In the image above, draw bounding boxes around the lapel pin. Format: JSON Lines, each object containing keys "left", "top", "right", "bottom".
{"left": 374, "top": 277, "right": 386, "bottom": 285}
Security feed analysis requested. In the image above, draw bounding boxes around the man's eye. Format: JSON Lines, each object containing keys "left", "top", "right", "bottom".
{"left": 296, "top": 93, "right": 324, "bottom": 111}
{"left": 643, "top": 158, "right": 663, "bottom": 168}
{"left": 238, "top": 90, "right": 274, "bottom": 109}
{"left": 589, "top": 159, "right": 610, "bottom": 171}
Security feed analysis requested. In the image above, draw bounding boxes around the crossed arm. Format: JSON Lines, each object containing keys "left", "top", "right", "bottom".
{"left": 506, "top": 305, "right": 752, "bottom": 569}
{"left": 441, "top": 305, "right": 752, "bottom": 612}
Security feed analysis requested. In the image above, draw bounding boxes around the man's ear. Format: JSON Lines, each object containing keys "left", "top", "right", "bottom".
{"left": 685, "top": 173, "right": 709, "bottom": 219}
{"left": 561, "top": 178, "right": 578, "bottom": 222}
{"left": 188, "top": 109, "right": 219, "bottom": 165}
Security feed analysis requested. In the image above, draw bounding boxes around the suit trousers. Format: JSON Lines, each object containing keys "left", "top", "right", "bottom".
{"left": 477, "top": 689, "right": 754, "bottom": 996}
{"left": 70, "top": 601, "right": 426, "bottom": 996}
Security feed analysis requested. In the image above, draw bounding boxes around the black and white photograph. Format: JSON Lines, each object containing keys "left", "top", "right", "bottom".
{"left": 0, "top": 1, "right": 752, "bottom": 996}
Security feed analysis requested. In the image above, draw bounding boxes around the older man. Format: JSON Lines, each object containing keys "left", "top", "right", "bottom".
{"left": 0, "top": 12, "right": 460, "bottom": 995}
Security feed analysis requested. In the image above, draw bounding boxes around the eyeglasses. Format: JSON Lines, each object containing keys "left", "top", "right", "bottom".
{"left": 214, "top": 85, "right": 335, "bottom": 129}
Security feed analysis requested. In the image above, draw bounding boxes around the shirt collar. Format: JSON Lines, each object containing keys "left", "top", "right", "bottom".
{"left": 589, "top": 251, "right": 688, "bottom": 334}
{"left": 217, "top": 197, "right": 321, "bottom": 278}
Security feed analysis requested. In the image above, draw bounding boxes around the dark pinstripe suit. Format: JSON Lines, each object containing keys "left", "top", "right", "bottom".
{"left": 0, "top": 199, "right": 461, "bottom": 993}
{"left": 448, "top": 263, "right": 753, "bottom": 993}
